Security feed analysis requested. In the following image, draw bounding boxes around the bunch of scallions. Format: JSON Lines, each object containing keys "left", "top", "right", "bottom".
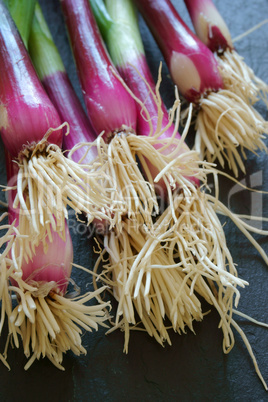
{"left": 0, "top": 0, "right": 267, "bottom": 389}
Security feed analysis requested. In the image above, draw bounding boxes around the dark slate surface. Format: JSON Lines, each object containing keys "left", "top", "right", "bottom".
{"left": 0, "top": 0, "right": 267, "bottom": 401}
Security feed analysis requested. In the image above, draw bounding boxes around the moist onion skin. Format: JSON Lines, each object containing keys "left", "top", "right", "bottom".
{"left": 0, "top": 1, "right": 63, "bottom": 157}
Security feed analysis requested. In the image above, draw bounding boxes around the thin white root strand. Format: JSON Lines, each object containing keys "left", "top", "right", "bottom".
{"left": 231, "top": 319, "right": 267, "bottom": 390}
{"left": 233, "top": 309, "right": 268, "bottom": 328}
{"left": 233, "top": 19, "right": 268, "bottom": 44}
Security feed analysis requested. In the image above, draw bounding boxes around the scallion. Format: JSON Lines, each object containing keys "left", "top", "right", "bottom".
{"left": 0, "top": 0, "right": 117, "bottom": 241}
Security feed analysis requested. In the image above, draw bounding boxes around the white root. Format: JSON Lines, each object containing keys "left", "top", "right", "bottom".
{"left": 195, "top": 88, "right": 268, "bottom": 176}
{"left": 5, "top": 268, "right": 111, "bottom": 370}
{"left": 95, "top": 228, "right": 204, "bottom": 353}
{"left": 0, "top": 213, "right": 26, "bottom": 368}
{"left": 94, "top": 182, "right": 249, "bottom": 352}
{"left": 231, "top": 319, "right": 267, "bottom": 391}
{"left": 93, "top": 154, "right": 268, "bottom": 386}
{"left": 70, "top": 89, "right": 198, "bottom": 232}
{"left": 216, "top": 48, "right": 268, "bottom": 107}
{"left": 9, "top": 125, "right": 125, "bottom": 237}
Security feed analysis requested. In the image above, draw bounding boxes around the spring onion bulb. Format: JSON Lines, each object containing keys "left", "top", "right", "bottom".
{"left": 183, "top": 0, "right": 268, "bottom": 106}
{"left": 0, "top": 1, "right": 117, "bottom": 240}
{"left": 134, "top": 0, "right": 268, "bottom": 176}
{"left": 1, "top": 3, "right": 110, "bottom": 369}
{"left": 91, "top": 0, "right": 200, "bottom": 190}
{"left": 3, "top": 152, "right": 110, "bottom": 370}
